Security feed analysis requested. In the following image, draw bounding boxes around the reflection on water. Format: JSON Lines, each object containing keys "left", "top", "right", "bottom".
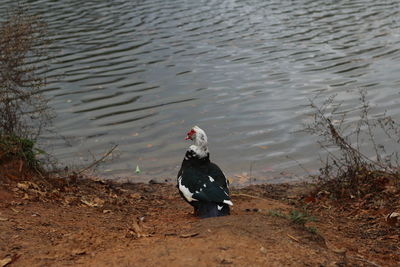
{"left": 1, "top": 0, "right": 400, "bottom": 183}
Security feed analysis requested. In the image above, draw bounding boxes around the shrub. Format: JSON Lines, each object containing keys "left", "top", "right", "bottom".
{"left": 0, "top": 6, "right": 51, "bottom": 174}
{"left": 0, "top": 5, "right": 52, "bottom": 140}
{"left": 304, "top": 90, "right": 400, "bottom": 200}
{"left": 0, "top": 134, "right": 45, "bottom": 169}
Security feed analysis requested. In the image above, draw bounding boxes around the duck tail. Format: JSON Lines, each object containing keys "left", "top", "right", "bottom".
{"left": 197, "top": 202, "right": 230, "bottom": 218}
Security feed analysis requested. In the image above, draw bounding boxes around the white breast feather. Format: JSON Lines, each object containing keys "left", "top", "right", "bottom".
{"left": 178, "top": 176, "right": 197, "bottom": 202}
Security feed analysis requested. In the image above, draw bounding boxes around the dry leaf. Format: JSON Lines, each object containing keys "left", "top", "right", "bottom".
{"left": 0, "top": 257, "right": 12, "bottom": 267}
{"left": 131, "top": 219, "right": 143, "bottom": 237}
{"left": 81, "top": 197, "right": 104, "bottom": 207}
{"left": 127, "top": 217, "right": 150, "bottom": 238}
{"left": 304, "top": 196, "right": 316, "bottom": 204}
{"left": 10, "top": 208, "right": 19, "bottom": 213}
{"left": 93, "top": 197, "right": 105, "bottom": 206}
{"left": 16, "top": 183, "right": 29, "bottom": 190}
{"left": 179, "top": 233, "right": 199, "bottom": 238}
{"left": 129, "top": 193, "right": 141, "bottom": 199}
{"left": 17, "top": 182, "right": 40, "bottom": 191}
{"left": 386, "top": 212, "right": 400, "bottom": 227}
{"left": 81, "top": 199, "right": 98, "bottom": 207}
{"left": 72, "top": 249, "right": 86, "bottom": 255}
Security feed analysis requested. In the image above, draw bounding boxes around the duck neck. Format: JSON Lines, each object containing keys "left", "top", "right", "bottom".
{"left": 189, "top": 143, "right": 209, "bottom": 159}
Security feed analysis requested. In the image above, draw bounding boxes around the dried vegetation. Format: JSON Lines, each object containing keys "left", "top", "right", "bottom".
{"left": 0, "top": 6, "right": 52, "bottom": 177}
{"left": 304, "top": 90, "right": 400, "bottom": 201}
{"left": 299, "top": 91, "right": 400, "bottom": 264}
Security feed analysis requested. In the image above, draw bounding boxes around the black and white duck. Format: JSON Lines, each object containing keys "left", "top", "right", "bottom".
{"left": 177, "top": 126, "right": 233, "bottom": 218}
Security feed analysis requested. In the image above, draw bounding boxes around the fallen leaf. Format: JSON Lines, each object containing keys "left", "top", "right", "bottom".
{"left": 72, "top": 249, "right": 86, "bottom": 255}
{"left": 146, "top": 144, "right": 153, "bottom": 148}
{"left": 386, "top": 212, "right": 400, "bottom": 227}
{"left": 304, "top": 196, "right": 316, "bottom": 204}
{"left": 81, "top": 199, "right": 98, "bottom": 207}
{"left": 258, "top": 145, "right": 269, "bottom": 150}
{"left": 10, "top": 208, "right": 19, "bottom": 213}
{"left": 93, "top": 197, "right": 105, "bottom": 206}
{"left": 80, "top": 197, "right": 104, "bottom": 207}
{"left": 220, "top": 259, "right": 233, "bottom": 265}
{"left": 164, "top": 233, "right": 177, "bottom": 237}
{"left": 30, "top": 189, "right": 46, "bottom": 197}
{"left": 26, "top": 182, "right": 40, "bottom": 190}
{"left": 179, "top": 233, "right": 199, "bottom": 238}
{"left": 0, "top": 257, "right": 12, "bottom": 267}
{"left": 386, "top": 235, "right": 399, "bottom": 240}
{"left": 17, "top": 183, "right": 29, "bottom": 191}
{"left": 331, "top": 247, "right": 347, "bottom": 255}
{"left": 129, "top": 193, "right": 141, "bottom": 199}
{"left": 127, "top": 218, "right": 151, "bottom": 238}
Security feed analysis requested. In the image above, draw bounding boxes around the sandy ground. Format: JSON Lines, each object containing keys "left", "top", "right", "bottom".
{"left": 0, "top": 177, "right": 399, "bottom": 266}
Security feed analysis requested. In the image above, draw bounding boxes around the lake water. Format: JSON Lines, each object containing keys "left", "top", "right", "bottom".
{"left": 2, "top": 0, "right": 400, "bottom": 184}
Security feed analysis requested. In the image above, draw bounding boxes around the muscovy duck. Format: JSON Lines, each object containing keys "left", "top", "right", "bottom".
{"left": 177, "top": 126, "right": 233, "bottom": 218}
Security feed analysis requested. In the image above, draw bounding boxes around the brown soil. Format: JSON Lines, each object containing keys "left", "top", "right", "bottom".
{"left": 0, "top": 173, "right": 399, "bottom": 266}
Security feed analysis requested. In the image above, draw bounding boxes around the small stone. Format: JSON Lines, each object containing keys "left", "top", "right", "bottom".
{"left": 260, "top": 246, "right": 267, "bottom": 254}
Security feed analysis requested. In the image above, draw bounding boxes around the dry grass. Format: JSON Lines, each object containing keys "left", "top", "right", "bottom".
{"left": 304, "top": 90, "right": 400, "bottom": 200}
{"left": 0, "top": 6, "right": 52, "bottom": 175}
{"left": 0, "top": 5, "right": 52, "bottom": 139}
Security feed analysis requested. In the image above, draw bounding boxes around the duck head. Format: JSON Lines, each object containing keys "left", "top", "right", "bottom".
{"left": 185, "top": 125, "right": 208, "bottom": 147}
{"left": 185, "top": 126, "right": 209, "bottom": 158}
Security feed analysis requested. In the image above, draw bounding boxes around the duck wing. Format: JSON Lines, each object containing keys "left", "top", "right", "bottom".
{"left": 178, "top": 165, "right": 232, "bottom": 205}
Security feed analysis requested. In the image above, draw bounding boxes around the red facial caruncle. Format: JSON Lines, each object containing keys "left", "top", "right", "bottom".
{"left": 185, "top": 128, "right": 196, "bottom": 140}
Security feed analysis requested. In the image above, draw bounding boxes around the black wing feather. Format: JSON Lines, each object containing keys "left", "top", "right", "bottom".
{"left": 180, "top": 165, "right": 231, "bottom": 204}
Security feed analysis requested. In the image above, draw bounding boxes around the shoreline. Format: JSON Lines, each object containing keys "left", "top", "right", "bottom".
{"left": 1, "top": 174, "right": 399, "bottom": 266}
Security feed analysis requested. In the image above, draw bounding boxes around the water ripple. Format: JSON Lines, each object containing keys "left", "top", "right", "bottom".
{"left": 1, "top": 0, "right": 400, "bottom": 181}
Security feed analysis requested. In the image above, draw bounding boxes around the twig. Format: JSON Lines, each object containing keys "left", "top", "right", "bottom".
{"left": 287, "top": 233, "right": 300, "bottom": 243}
{"left": 249, "top": 161, "right": 254, "bottom": 185}
{"left": 347, "top": 255, "right": 381, "bottom": 267}
{"left": 19, "top": 159, "right": 23, "bottom": 172}
{"left": 286, "top": 155, "right": 312, "bottom": 176}
{"left": 179, "top": 233, "right": 199, "bottom": 238}
{"left": 76, "top": 145, "right": 118, "bottom": 175}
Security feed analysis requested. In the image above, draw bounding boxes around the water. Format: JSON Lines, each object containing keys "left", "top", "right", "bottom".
{"left": 1, "top": 0, "right": 400, "bottom": 183}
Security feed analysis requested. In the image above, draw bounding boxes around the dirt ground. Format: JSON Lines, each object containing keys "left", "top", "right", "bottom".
{"left": 0, "top": 175, "right": 399, "bottom": 267}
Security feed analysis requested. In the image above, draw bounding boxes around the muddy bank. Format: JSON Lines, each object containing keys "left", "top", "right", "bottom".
{"left": 0, "top": 176, "right": 399, "bottom": 266}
